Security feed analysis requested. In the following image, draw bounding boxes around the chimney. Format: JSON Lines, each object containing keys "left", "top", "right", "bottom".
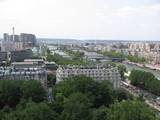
{"left": 12, "top": 27, "right": 15, "bottom": 41}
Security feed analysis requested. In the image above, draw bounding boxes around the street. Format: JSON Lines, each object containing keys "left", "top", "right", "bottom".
{"left": 121, "top": 81, "right": 160, "bottom": 112}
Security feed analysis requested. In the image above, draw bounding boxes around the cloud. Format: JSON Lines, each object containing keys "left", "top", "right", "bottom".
{"left": 0, "top": 0, "right": 7, "bottom": 2}
{"left": 0, "top": 0, "right": 160, "bottom": 40}
{"left": 117, "top": 4, "right": 160, "bottom": 16}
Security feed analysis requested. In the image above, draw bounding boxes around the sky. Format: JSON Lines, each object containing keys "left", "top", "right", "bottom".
{"left": 0, "top": 0, "right": 160, "bottom": 40}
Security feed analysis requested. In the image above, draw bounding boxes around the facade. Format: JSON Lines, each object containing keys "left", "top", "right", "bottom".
{"left": 56, "top": 65, "right": 121, "bottom": 88}
{"left": 128, "top": 42, "right": 160, "bottom": 65}
{"left": 0, "top": 49, "right": 33, "bottom": 63}
{"left": 1, "top": 29, "right": 36, "bottom": 52}
{"left": 2, "top": 33, "right": 23, "bottom": 51}
{"left": 24, "top": 59, "right": 44, "bottom": 65}
{"left": 20, "top": 33, "right": 36, "bottom": 48}
{"left": 0, "top": 62, "right": 47, "bottom": 87}
{"left": 44, "top": 61, "right": 57, "bottom": 70}
{"left": 10, "top": 49, "right": 33, "bottom": 62}
{"left": 0, "top": 52, "right": 8, "bottom": 62}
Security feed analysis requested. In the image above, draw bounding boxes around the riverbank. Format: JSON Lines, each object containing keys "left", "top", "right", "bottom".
{"left": 124, "top": 61, "right": 160, "bottom": 71}
{"left": 119, "top": 62, "right": 160, "bottom": 80}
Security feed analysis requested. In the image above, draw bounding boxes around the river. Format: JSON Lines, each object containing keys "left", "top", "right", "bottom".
{"left": 121, "top": 63, "right": 160, "bottom": 80}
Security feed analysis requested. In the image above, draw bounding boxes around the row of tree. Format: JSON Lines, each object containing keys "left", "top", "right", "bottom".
{"left": 47, "top": 53, "right": 87, "bottom": 65}
{"left": 128, "top": 55, "right": 146, "bottom": 63}
{"left": 100, "top": 50, "right": 124, "bottom": 58}
{"left": 129, "top": 70, "right": 160, "bottom": 96}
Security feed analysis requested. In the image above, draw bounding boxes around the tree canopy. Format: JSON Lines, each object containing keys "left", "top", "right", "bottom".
{"left": 0, "top": 75, "right": 159, "bottom": 120}
{"left": 4, "top": 102, "right": 58, "bottom": 120}
{"left": 128, "top": 55, "right": 146, "bottom": 63}
{"left": 54, "top": 75, "right": 114, "bottom": 108}
{"left": 107, "top": 100, "right": 158, "bottom": 120}
{"left": 0, "top": 80, "right": 46, "bottom": 108}
{"left": 47, "top": 53, "right": 87, "bottom": 65}
{"left": 117, "top": 65, "right": 127, "bottom": 81}
{"left": 129, "top": 70, "right": 160, "bottom": 96}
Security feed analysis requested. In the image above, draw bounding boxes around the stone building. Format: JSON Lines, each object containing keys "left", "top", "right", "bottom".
{"left": 56, "top": 64, "right": 121, "bottom": 88}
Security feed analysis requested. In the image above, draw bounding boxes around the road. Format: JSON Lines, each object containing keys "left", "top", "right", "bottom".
{"left": 47, "top": 87, "right": 53, "bottom": 103}
{"left": 121, "top": 81, "right": 160, "bottom": 112}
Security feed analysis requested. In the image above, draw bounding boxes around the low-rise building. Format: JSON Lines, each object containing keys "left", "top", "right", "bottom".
{"left": 10, "top": 49, "right": 33, "bottom": 62}
{"left": 56, "top": 64, "right": 121, "bottom": 88}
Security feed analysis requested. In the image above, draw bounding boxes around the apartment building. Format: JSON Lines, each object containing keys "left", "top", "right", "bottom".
{"left": 56, "top": 65, "right": 121, "bottom": 88}
{"left": 0, "top": 62, "right": 47, "bottom": 87}
{"left": 128, "top": 42, "right": 160, "bottom": 65}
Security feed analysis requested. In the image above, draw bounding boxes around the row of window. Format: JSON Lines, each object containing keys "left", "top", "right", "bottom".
{"left": 61, "top": 70, "right": 118, "bottom": 74}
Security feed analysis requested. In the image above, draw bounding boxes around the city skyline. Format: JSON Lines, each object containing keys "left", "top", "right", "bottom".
{"left": 0, "top": 0, "right": 160, "bottom": 40}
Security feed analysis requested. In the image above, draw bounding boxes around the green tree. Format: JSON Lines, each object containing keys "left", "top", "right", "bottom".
{"left": 47, "top": 74, "right": 56, "bottom": 86}
{"left": 107, "top": 100, "right": 158, "bottom": 120}
{"left": 129, "top": 70, "right": 160, "bottom": 96}
{"left": 113, "top": 88, "right": 133, "bottom": 102}
{"left": 54, "top": 75, "right": 114, "bottom": 108}
{"left": 0, "top": 106, "right": 11, "bottom": 120}
{"left": 4, "top": 102, "right": 58, "bottom": 120}
{"left": 117, "top": 65, "right": 127, "bottom": 81}
{"left": 60, "top": 92, "right": 92, "bottom": 120}
{"left": 21, "top": 80, "right": 47, "bottom": 102}
{"left": 128, "top": 55, "right": 145, "bottom": 63}
{"left": 92, "top": 106, "right": 108, "bottom": 120}
{"left": 102, "top": 51, "right": 123, "bottom": 58}
{"left": 0, "top": 80, "right": 22, "bottom": 108}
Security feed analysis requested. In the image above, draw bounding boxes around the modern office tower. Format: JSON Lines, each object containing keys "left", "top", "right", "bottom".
{"left": 56, "top": 64, "right": 121, "bottom": 88}
{"left": 2, "top": 28, "right": 23, "bottom": 51}
{"left": 1, "top": 28, "right": 36, "bottom": 52}
{"left": 0, "top": 28, "right": 37, "bottom": 62}
{"left": 20, "top": 33, "right": 36, "bottom": 48}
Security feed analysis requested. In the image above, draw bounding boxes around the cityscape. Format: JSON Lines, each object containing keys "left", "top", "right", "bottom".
{"left": 0, "top": 0, "right": 160, "bottom": 120}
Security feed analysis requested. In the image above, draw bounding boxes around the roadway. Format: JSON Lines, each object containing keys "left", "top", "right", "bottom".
{"left": 121, "top": 81, "right": 160, "bottom": 112}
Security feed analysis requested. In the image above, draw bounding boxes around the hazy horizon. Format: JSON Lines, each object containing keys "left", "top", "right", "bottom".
{"left": 0, "top": 37, "right": 160, "bottom": 41}
{"left": 0, "top": 0, "right": 160, "bottom": 40}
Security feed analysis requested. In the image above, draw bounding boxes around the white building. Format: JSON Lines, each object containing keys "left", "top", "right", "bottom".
{"left": 56, "top": 65, "right": 121, "bottom": 88}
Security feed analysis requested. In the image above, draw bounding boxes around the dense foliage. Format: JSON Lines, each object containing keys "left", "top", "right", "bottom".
{"left": 107, "top": 100, "right": 157, "bottom": 120}
{"left": 0, "top": 80, "right": 46, "bottom": 108}
{"left": 128, "top": 55, "right": 146, "bottom": 63}
{"left": 3, "top": 102, "right": 58, "bottom": 120}
{"left": 129, "top": 70, "right": 160, "bottom": 96}
{"left": 117, "top": 65, "right": 127, "bottom": 81}
{"left": 0, "top": 75, "right": 159, "bottom": 120}
{"left": 54, "top": 75, "right": 114, "bottom": 108}
{"left": 101, "top": 50, "right": 123, "bottom": 58}
{"left": 47, "top": 53, "right": 87, "bottom": 65}
{"left": 47, "top": 74, "right": 56, "bottom": 86}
